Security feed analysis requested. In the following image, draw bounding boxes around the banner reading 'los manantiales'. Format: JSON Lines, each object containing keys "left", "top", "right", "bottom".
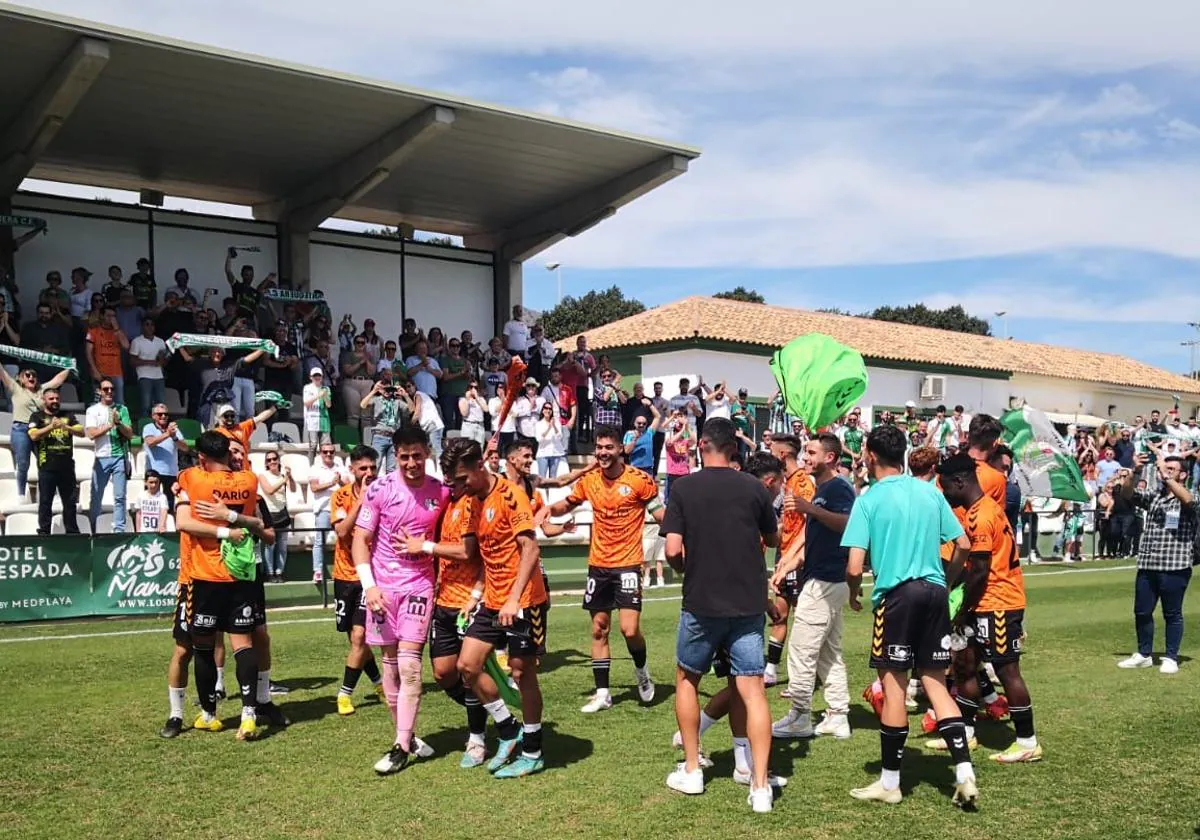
{"left": 0, "top": 534, "right": 181, "bottom": 622}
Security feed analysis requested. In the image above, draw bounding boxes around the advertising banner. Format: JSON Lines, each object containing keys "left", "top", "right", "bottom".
{"left": 0, "top": 536, "right": 94, "bottom": 622}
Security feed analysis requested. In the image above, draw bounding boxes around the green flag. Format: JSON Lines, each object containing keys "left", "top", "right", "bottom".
{"left": 769, "top": 334, "right": 868, "bottom": 431}
{"left": 1001, "top": 406, "right": 1090, "bottom": 502}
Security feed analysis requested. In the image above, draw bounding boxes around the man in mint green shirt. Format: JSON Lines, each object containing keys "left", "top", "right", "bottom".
{"left": 840, "top": 423, "right": 977, "bottom": 807}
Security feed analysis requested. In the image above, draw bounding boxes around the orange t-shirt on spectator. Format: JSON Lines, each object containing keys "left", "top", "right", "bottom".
{"left": 87, "top": 326, "right": 124, "bottom": 379}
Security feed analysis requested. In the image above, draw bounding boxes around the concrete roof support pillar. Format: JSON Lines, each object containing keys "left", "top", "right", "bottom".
{"left": 0, "top": 37, "right": 110, "bottom": 194}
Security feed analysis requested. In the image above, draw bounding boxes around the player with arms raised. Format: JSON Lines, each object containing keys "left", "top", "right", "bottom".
{"left": 351, "top": 426, "right": 448, "bottom": 775}
{"left": 545, "top": 424, "right": 664, "bottom": 712}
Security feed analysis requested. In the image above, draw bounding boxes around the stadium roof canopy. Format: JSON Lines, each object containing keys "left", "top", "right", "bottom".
{"left": 0, "top": 2, "right": 699, "bottom": 260}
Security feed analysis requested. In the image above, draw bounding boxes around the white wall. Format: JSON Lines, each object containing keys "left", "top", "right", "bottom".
{"left": 1008, "top": 374, "right": 1199, "bottom": 422}
{"left": 10, "top": 193, "right": 497, "bottom": 343}
{"left": 639, "top": 348, "right": 1009, "bottom": 414}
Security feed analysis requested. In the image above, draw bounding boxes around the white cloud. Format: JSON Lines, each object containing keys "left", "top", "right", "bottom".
{"left": 1078, "top": 128, "right": 1146, "bottom": 153}
{"left": 1160, "top": 118, "right": 1200, "bottom": 142}
{"left": 530, "top": 68, "right": 686, "bottom": 138}
{"left": 922, "top": 283, "right": 1200, "bottom": 324}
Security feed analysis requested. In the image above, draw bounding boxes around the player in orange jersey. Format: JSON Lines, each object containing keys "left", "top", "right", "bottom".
{"left": 448, "top": 438, "right": 548, "bottom": 778}
{"left": 545, "top": 424, "right": 664, "bottom": 712}
{"left": 936, "top": 453, "right": 1040, "bottom": 764}
{"left": 331, "top": 445, "right": 385, "bottom": 716}
{"left": 766, "top": 433, "right": 816, "bottom": 689}
{"left": 175, "top": 431, "right": 273, "bottom": 741}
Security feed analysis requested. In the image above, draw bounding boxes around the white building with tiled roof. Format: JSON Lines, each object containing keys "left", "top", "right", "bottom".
{"left": 558, "top": 296, "right": 1200, "bottom": 426}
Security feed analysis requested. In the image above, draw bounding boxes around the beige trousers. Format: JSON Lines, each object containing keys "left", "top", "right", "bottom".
{"left": 785, "top": 578, "right": 851, "bottom": 714}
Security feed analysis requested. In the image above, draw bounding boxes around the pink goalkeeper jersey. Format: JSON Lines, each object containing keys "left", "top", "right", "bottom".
{"left": 355, "top": 472, "right": 449, "bottom": 590}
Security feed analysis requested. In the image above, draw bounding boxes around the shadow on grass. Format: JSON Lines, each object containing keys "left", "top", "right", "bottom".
{"left": 610, "top": 681, "right": 676, "bottom": 709}
{"left": 271, "top": 675, "right": 338, "bottom": 692}
{"left": 541, "top": 721, "right": 594, "bottom": 770}
{"left": 276, "top": 694, "right": 340, "bottom": 725}
{"left": 861, "top": 747, "right": 961, "bottom": 801}
{"left": 540, "top": 647, "right": 591, "bottom": 675}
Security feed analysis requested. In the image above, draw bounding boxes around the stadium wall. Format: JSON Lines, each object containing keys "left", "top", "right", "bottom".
{"left": 8, "top": 193, "right": 495, "bottom": 342}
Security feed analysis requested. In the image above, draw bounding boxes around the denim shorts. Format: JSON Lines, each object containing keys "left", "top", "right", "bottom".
{"left": 676, "top": 610, "right": 766, "bottom": 677}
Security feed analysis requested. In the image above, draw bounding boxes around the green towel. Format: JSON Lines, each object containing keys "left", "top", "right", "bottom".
{"left": 221, "top": 534, "right": 257, "bottom": 582}
{"left": 457, "top": 613, "right": 521, "bottom": 705}
{"left": 769, "top": 334, "right": 868, "bottom": 431}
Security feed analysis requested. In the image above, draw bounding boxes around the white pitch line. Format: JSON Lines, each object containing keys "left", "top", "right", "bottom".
{"left": 0, "top": 564, "right": 1134, "bottom": 645}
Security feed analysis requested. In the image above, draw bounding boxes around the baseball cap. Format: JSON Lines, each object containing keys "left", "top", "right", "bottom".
{"left": 309, "top": 366, "right": 324, "bottom": 377}
{"left": 905, "top": 400, "right": 916, "bottom": 408}
{"left": 216, "top": 404, "right": 236, "bottom": 418}
{"left": 525, "top": 377, "right": 540, "bottom": 387}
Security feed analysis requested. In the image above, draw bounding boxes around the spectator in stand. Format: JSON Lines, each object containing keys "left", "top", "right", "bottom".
{"left": 129, "top": 258, "right": 156, "bottom": 309}
{"left": 526, "top": 323, "right": 556, "bottom": 386}
{"left": 85, "top": 378, "right": 133, "bottom": 533}
{"left": 668, "top": 377, "right": 703, "bottom": 435}
{"left": 153, "top": 290, "right": 196, "bottom": 408}
{"left": 623, "top": 382, "right": 654, "bottom": 432}
{"left": 1, "top": 365, "right": 71, "bottom": 496}
{"left": 534, "top": 400, "right": 566, "bottom": 478}
{"left": 482, "top": 336, "right": 511, "bottom": 371}
{"left": 258, "top": 452, "right": 296, "bottom": 582}
{"left": 593, "top": 367, "right": 625, "bottom": 430}
{"left": 378, "top": 339, "right": 402, "bottom": 378}
{"left": 1097, "top": 446, "right": 1121, "bottom": 487}
{"left": 309, "top": 442, "right": 350, "bottom": 583}
{"left": 340, "top": 333, "right": 377, "bottom": 430}
{"left": 224, "top": 249, "right": 274, "bottom": 321}
{"left": 303, "top": 367, "right": 333, "bottom": 461}
{"left": 86, "top": 306, "right": 129, "bottom": 406}
{"left": 542, "top": 367, "right": 578, "bottom": 454}
{"left": 705, "top": 381, "right": 733, "bottom": 420}
{"left": 142, "top": 404, "right": 188, "bottom": 514}
{"left": 404, "top": 339, "right": 441, "bottom": 401}
{"left": 261, "top": 323, "right": 301, "bottom": 423}
{"left": 306, "top": 312, "right": 333, "bottom": 350}
{"left": 759, "top": 429, "right": 775, "bottom": 453}
{"left": 593, "top": 354, "right": 620, "bottom": 396}
{"left": 489, "top": 383, "right": 517, "bottom": 451}
{"left": 731, "top": 389, "right": 755, "bottom": 455}
{"left": 19, "top": 301, "right": 70, "bottom": 385}
{"left": 101, "top": 264, "right": 127, "bottom": 305}
{"left": 404, "top": 378, "right": 445, "bottom": 461}
{"left": 129, "top": 317, "right": 167, "bottom": 411}
{"left": 361, "top": 372, "right": 411, "bottom": 473}
{"left": 1108, "top": 469, "right": 1136, "bottom": 557}
{"left": 303, "top": 337, "right": 337, "bottom": 390}
{"left": 624, "top": 398, "right": 662, "bottom": 473}
{"left": 664, "top": 409, "right": 696, "bottom": 501}
{"left": 68, "top": 267, "right": 92, "bottom": 321}
{"left": 513, "top": 379, "right": 542, "bottom": 440}
{"left": 399, "top": 317, "right": 422, "bottom": 357}
{"left": 280, "top": 303, "right": 309, "bottom": 356}
{"left": 459, "top": 379, "right": 489, "bottom": 445}
{"left": 83, "top": 293, "right": 105, "bottom": 329}
{"left": 28, "top": 386, "right": 83, "bottom": 535}
{"left": 360, "top": 318, "right": 383, "bottom": 364}
{"left": 168, "top": 268, "right": 199, "bottom": 308}
{"left": 135, "top": 470, "right": 170, "bottom": 534}
{"left": 183, "top": 346, "right": 264, "bottom": 427}
{"left": 949, "top": 404, "right": 971, "bottom": 447}
{"left": 482, "top": 356, "right": 507, "bottom": 402}
{"left": 39, "top": 270, "right": 70, "bottom": 317}
{"left": 1113, "top": 426, "right": 1136, "bottom": 468}
{"left": 337, "top": 314, "right": 357, "bottom": 353}
{"left": 460, "top": 329, "right": 483, "bottom": 378}
{"left": 216, "top": 297, "right": 239, "bottom": 332}
{"left": 563, "top": 336, "right": 595, "bottom": 444}
{"left": 438, "top": 337, "right": 470, "bottom": 431}
{"left": 1079, "top": 449, "right": 1098, "bottom": 483}
{"left": 114, "top": 288, "right": 144, "bottom": 342}
{"left": 425, "top": 326, "right": 446, "bottom": 359}
{"left": 502, "top": 304, "right": 528, "bottom": 355}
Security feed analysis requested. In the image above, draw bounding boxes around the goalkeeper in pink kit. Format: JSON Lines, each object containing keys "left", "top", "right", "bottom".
{"left": 351, "top": 426, "right": 449, "bottom": 775}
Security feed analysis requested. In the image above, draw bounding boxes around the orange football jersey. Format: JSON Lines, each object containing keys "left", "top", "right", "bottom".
{"left": 566, "top": 466, "right": 659, "bottom": 569}
{"left": 955, "top": 495, "right": 1024, "bottom": 611}
{"left": 435, "top": 493, "right": 481, "bottom": 609}
{"left": 464, "top": 476, "right": 547, "bottom": 610}
{"left": 176, "top": 466, "right": 259, "bottom": 583}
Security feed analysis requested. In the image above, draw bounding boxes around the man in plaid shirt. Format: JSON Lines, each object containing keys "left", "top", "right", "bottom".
{"left": 592, "top": 368, "right": 625, "bottom": 429}
{"left": 1117, "top": 452, "right": 1196, "bottom": 674}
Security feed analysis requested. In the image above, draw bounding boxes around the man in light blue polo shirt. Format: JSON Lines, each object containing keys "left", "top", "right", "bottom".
{"left": 142, "top": 403, "right": 189, "bottom": 513}
{"left": 841, "top": 423, "right": 978, "bottom": 808}
{"left": 623, "top": 397, "right": 662, "bottom": 473}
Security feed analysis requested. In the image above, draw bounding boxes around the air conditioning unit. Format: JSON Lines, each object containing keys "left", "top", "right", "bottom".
{"left": 920, "top": 375, "right": 946, "bottom": 401}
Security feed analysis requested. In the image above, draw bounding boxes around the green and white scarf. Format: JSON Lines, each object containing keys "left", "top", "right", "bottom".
{"left": 255, "top": 390, "right": 292, "bottom": 409}
{"left": 0, "top": 344, "right": 77, "bottom": 371}
{"left": 165, "top": 333, "right": 279, "bottom": 358}
{"left": 264, "top": 288, "right": 324, "bottom": 303}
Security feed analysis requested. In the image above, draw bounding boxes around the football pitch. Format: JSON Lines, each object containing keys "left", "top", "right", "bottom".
{"left": 1, "top": 560, "right": 1196, "bottom": 840}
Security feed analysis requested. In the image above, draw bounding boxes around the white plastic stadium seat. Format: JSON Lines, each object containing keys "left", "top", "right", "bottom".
{"left": 126, "top": 479, "right": 145, "bottom": 507}
{"left": 290, "top": 511, "right": 315, "bottom": 548}
{"left": 4, "top": 512, "right": 38, "bottom": 535}
{"left": 164, "top": 389, "right": 185, "bottom": 415}
{"left": 250, "top": 422, "right": 269, "bottom": 445}
{"left": 281, "top": 453, "right": 310, "bottom": 485}
{"left": 130, "top": 450, "right": 146, "bottom": 479}
{"left": 90, "top": 512, "right": 113, "bottom": 535}
{"left": 248, "top": 452, "right": 267, "bottom": 474}
{"left": 272, "top": 422, "right": 302, "bottom": 443}
{"left": 58, "top": 383, "right": 78, "bottom": 404}
{"left": 0, "top": 446, "right": 14, "bottom": 473}
{"left": 73, "top": 449, "right": 95, "bottom": 482}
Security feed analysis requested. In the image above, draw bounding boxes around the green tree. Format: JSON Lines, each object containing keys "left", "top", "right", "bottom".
{"left": 815, "top": 306, "right": 852, "bottom": 316}
{"left": 863, "top": 303, "right": 991, "bottom": 336}
{"left": 713, "top": 286, "right": 766, "bottom": 304}
{"left": 540, "top": 286, "right": 646, "bottom": 341}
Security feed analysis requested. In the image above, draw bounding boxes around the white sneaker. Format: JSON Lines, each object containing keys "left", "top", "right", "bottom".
{"left": 747, "top": 786, "right": 774, "bottom": 813}
{"left": 580, "top": 692, "right": 613, "bottom": 713}
{"left": 670, "top": 731, "right": 713, "bottom": 767}
{"left": 813, "top": 711, "right": 852, "bottom": 739}
{"left": 733, "top": 767, "right": 789, "bottom": 788}
{"left": 666, "top": 763, "right": 705, "bottom": 795}
{"left": 634, "top": 666, "right": 655, "bottom": 703}
{"left": 1117, "top": 653, "right": 1153, "bottom": 669}
{"left": 771, "top": 709, "right": 813, "bottom": 739}
{"left": 1160, "top": 657, "right": 1179, "bottom": 674}
{"left": 1028, "top": 552, "right": 1042, "bottom": 565}
{"left": 412, "top": 736, "right": 434, "bottom": 758}
{"left": 763, "top": 667, "right": 778, "bottom": 687}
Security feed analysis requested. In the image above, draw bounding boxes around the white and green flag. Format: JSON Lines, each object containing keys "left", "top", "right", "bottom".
{"left": 1001, "top": 406, "right": 1090, "bottom": 502}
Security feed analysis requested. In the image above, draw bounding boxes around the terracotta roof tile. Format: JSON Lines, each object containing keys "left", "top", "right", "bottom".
{"left": 557, "top": 296, "right": 1200, "bottom": 395}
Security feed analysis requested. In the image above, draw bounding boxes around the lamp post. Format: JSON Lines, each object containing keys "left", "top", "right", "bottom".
{"left": 545, "top": 262, "right": 563, "bottom": 304}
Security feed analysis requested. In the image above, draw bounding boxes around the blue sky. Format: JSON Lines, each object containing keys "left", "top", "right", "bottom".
{"left": 19, "top": 1, "right": 1200, "bottom": 372}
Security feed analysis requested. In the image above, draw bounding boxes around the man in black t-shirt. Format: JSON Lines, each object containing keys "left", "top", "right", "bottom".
{"left": 224, "top": 247, "right": 275, "bottom": 321}
{"left": 661, "top": 417, "right": 779, "bottom": 811}
{"left": 129, "top": 258, "right": 157, "bottom": 309}
{"left": 28, "top": 387, "right": 83, "bottom": 535}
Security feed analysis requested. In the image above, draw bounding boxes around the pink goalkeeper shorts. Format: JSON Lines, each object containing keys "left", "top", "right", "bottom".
{"left": 365, "top": 584, "right": 435, "bottom": 647}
